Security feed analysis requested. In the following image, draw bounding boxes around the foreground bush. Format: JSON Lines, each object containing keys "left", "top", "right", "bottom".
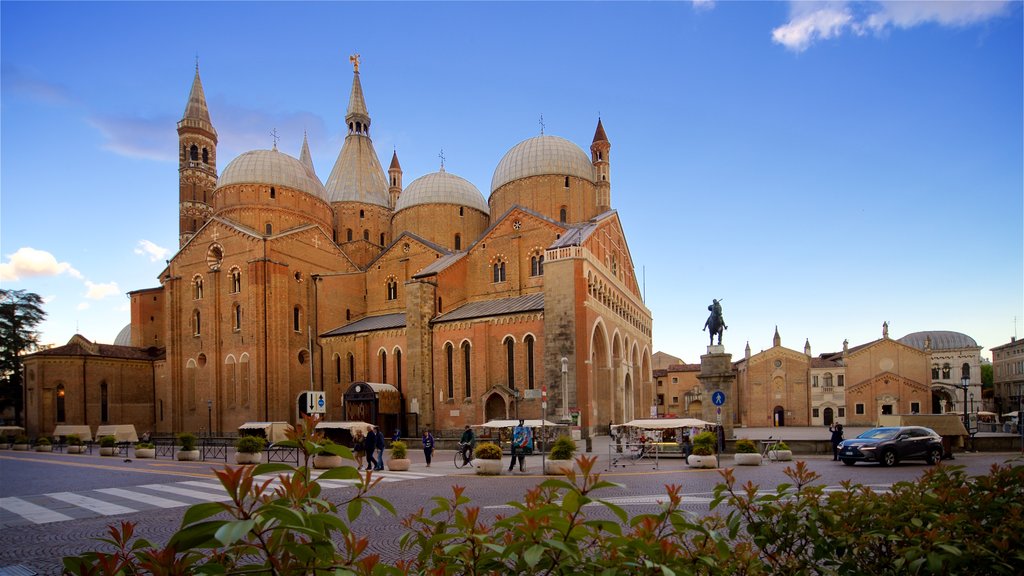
{"left": 64, "top": 419, "right": 1024, "bottom": 575}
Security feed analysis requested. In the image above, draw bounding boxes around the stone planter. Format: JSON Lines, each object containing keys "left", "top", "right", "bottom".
{"left": 769, "top": 450, "right": 793, "bottom": 462}
{"left": 734, "top": 453, "right": 762, "bottom": 466}
{"left": 176, "top": 449, "right": 200, "bottom": 461}
{"left": 100, "top": 447, "right": 117, "bottom": 456}
{"left": 35, "top": 445, "right": 53, "bottom": 452}
{"left": 12, "top": 444, "right": 30, "bottom": 451}
{"left": 544, "top": 459, "right": 575, "bottom": 475}
{"left": 135, "top": 448, "right": 156, "bottom": 459}
{"left": 386, "top": 458, "right": 411, "bottom": 471}
{"left": 234, "top": 452, "right": 262, "bottom": 465}
{"left": 0, "top": 443, "right": 10, "bottom": 449}
{"left": 66, "top": 445, "right": 86, "bottom": 454}
{"left": 688, "top": 454, "right": 718, "bottom": 469}
{"left": 313, "top": 454, "right": 343, "bottom": 469}
{"left": 475, "top": 459, "right": 502, "bottom": 475}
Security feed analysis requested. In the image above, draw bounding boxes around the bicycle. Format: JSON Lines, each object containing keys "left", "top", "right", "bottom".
{"left": 759, "top": 436, "right": 783, "bottom": 462}
{"left": 454, "top": 442, "right": 474, "bottom": 468}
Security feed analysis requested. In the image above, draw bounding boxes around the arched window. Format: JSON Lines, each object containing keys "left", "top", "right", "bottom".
{"left": 454, "top": 233, "right": 461, "bottom": 250}
{"left": 56, "top": 384, "right": 66, "bottom": 423}
{"left": 190, "top": 144, "right": 198, "bottom": 161}
{"left": 363, "top": 229, "right": 370, "bottom": 241}
{"left": 462, "top": 342, "right": 472, "bottom": 398}
{"left": 202, "top": 148, "right": 209, "bottom": 164}
{"left": 346, "top": 308, "right": 351, "bottom": 321}
{"left": 931, "top": 365, "right": 940, "bottom": 380}
{"left": 564, "top": 176, "right": 570, "bottom": 188}
{"left": 230, "top": 268, "right": 241, "bottom": 293}
{"left": 525, "top": 335, "right": 536, "bottom": 389}
{"left": 531, "top": 255, "right": 544, "bottom": 276}
{"left": 100, "top": 382, "right": 109, "bottom": 423}
{"left": 559, "top": 207, "right": 567, "bottom": 223}
{"left": 437, "top": 297, "right": 443, "bottom": 313}
{"left": 225, "top": 356, "right": 237, "bottom": 406}
{"left": 380, "top": 233, "right": 386, "bottom": 246}
{"left": 347, "top": 229, "right": 353, "bottom": 242}
{"left": 187, "top": 360, "right": 197, "bottom": 410}
{"left": 293, "top": 307, "right": 302, "bottom": 332}
{"left": 823, "top": 373, "right": 833, "bottom": 389}
{"left": 348, "top": 353, "right": 355, "bottom": 383}
{"left": 505, "top": 337, "right": 516, "bottom": 389}
{"left": 961, "top": 363, "right": 970, "bottom": 380}
{"left": 233, "top": 303, "right": 241, "bottom": 331}
{"left": 942, "top": 363, "right": 951, "bottom": 379}
{"left": 240, "top": 354, "right": 250, "bottom": 406}
{"left": 446, "top": 343, "right": 455, "bottom": 399}
{"left": 193, "top": 276, "right": 204, "bottom": 300}
{"left": 395, "top": 349, "right": 403, "bottom": 392}
{"left": 493, "top": 261, "right": 506, "bottom": 283}
{"left": 193, "top": 310, "right": 202, "bottom": 336}
{"left": 334, "top": 354, "right": 342, "bottom": 384}
{"left": 359, "top": 209, "right": 365, "bottom": 219}
{"left": 381, "top": 350, "right": 388, "bottom": 383}
{"left": 386, "top": 280, "right": 398, "bottom": 301}
{"left": 265, "top": 223, "right": 273, "bottom": 235}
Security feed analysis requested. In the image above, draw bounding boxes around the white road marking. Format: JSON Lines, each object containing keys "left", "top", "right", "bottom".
{"left": 0, "top": 497, "right": 74, "bottom": 524}
{"left": 46, "top": 492, "right": 136, "bottom": 516}
{"left": 95, "top": 487, "right": 188, "bottom": 508}
{"left": 141, "top": 484, "right": 231, "bottom": 502}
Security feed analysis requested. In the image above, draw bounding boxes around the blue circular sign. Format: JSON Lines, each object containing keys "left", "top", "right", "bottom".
{"left": 711, "top": 391, "right": 726, "bottom": 406}
{"left": 318, "top": 396, "right": 325, "bottom": 408}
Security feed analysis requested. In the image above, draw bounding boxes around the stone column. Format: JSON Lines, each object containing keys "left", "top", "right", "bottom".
{"left": 698, "top": 345, "right": 737, "bottom": 441}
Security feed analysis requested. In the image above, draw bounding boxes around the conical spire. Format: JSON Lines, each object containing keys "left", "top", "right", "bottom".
{"left": 592, "top": 118, "right": 608, "bottom": 144}
{"left": 345, "top": 55, "right": 370, "bottom": 133}
{"left": 325, "top": 57, "right": 389, "bottom": 206}
{"left": 182, "top": 66, "right": 212, "bottom": 125}
{"left": 389, "top": 150, "right": 401, "bottom": 171}
{"left": 299, "top": 131, "right": 317, "bottom": 177}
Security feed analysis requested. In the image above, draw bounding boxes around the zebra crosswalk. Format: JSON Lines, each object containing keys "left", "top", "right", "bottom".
{"left": 0, "top": 468, "right": 442, "bottom": 527}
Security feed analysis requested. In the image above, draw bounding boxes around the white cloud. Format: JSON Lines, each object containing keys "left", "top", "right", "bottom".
{"left": 88, "top": 114, "right": 177, "bottom": 162}
{"left": 84, "top": 281, "right": 120, "bottom": 300}
{"left": 772, "top": 0, "right": 1012, "bottom": 52}
{"left": 77, "top": 302, "right": 91, "bottom": 311}
{"left": 0, "top": 247, "right": 82, "bottom": 281}
{"left": 134, "top": 239, "right": 170, "bottom": 262}
{"left": 692, "top": 0, "right": 715, "bottom": 12}
{"left": 0, "top": 65, "right": 74, "bottom": 105}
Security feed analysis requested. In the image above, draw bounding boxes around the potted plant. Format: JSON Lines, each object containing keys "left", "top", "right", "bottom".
{"left": 386, "top": 440, "right": 411, "bottom": 471}
{"left": 688, "top": 431, "right": 718, "bottom": 468}
{"left": 99, "top": 435, "right": 118, "bottom": 456}
{"left": 135, "top": 442, "right": 156, "bottom": 459}
{"left": 66, "top": 434, "right": 86, "bottom": 454}
{"left": 474, "top": 442, "right": 503, "bottom": 475}
{"left": 176, "top": 433, "right": 200, "bottom": 461}
{"left": 234, "top": 435, "right": 265, "bottom": 465}
{"left": 769, "top": 441, "right": 793, "bottom": 461}
{"left": 544, "top": 435, "right": 577, "bottom": 475}
{"left": 12, "top": 435, "right": 31, "bottom": 451}
{"left": 734, "top": 438, "right": 761, "bottom": 466}
{"left": 35, "top": 436, "right": 53, "bottom": 452}
{"left": 313, "top": 438, "right": 343, "bottom": 469}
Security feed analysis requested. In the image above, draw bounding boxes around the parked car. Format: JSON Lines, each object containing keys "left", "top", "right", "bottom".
{"left": 838, "top": 426, "right": 943, "bottom": 466}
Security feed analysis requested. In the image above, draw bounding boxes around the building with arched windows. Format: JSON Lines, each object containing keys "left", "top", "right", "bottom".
{"left": 22, "top": 59, "right": 654, "bottom": 439}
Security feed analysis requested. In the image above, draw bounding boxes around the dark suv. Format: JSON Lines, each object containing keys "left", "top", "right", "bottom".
{"left": 838, "top": 426, "right": 943, "bottom": 466}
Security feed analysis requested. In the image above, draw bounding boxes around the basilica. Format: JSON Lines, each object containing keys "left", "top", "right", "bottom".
{"left": 22, "top": 59, "right": 655, "bottom": 439}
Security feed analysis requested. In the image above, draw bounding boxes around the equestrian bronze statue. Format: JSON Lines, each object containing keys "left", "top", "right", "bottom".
{"left": 703, "top": 299, "right": 727, "bottom": 346}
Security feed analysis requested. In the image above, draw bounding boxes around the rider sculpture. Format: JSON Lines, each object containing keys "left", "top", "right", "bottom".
{"left": 703, "top": 299, "right": 727, "bottom": 346}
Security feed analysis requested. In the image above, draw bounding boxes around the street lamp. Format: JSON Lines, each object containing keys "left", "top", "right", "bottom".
{"left": 207, "top": 399, "right": 213, "bottom": 438}
{"left": 560, "top": 357, "right": 569, "bottom": 422}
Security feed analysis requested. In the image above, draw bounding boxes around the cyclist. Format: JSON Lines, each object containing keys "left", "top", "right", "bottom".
{"left": 459, "top": 424, "right": 476, "bottom": 466}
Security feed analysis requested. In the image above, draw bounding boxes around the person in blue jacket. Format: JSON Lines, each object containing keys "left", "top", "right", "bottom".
{"left": 374, "top": 426, "right": 385, "bottom": 470}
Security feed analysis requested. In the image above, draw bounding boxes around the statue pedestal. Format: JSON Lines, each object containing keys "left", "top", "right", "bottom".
{"left": 699, "top": 347, "right": 737, "bottom": 442}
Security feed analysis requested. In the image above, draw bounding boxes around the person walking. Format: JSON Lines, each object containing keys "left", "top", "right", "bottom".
{"left": 391, "top": 428, "right": 401, "bottom": 442}
{"left": 508, "top": 419, "right": 533, "bottom": 473}
{"left": 364, "top": 427, "right": 378, "bottom": 470}
{"left": 459, "top": 424, "right": 476, "bottom": 466}
{"left": 353, "top": 430, "right": 366, "bottom": 470}
{"left": 374, "top": 426, "right": 385, "bottom": 470}
{"left": 829, "top": 423, "right": 844, "bottom": 461}
{"left": 422, "top": 429, "right": 434, "bottom": 467}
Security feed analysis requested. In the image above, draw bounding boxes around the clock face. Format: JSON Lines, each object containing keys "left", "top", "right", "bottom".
{"left": 774, "top": 360, "right": 782, "bottom": 368}
{"left": 402, "top": 243, "right": 410, "bottom": 253}
{"left": 512, "top": 220, "right": 522, "bottom": 230}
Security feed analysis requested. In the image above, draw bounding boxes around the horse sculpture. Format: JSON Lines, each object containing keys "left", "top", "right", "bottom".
{"left": 703, "top": 299, "right": 727, "bottom": 346}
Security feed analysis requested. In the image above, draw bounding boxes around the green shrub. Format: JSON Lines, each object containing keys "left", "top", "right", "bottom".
{"left": 474, "top": 441, "right": 502, "bottom": 460}
{"left": 775, "top": 441, "right": 790, "bottom": 451}
{"left": 735, "top": 438, "right": 757, "bottom": 453}
{"left": 235, "top": 435, "right": 266, "bottom": 454}
{"left": 35, "top": 436, "right": 51, "bottom": 446}
{"left": 692, "top": 431, "right": 716, "bottom": 455}
{"left": 549, "top": 435, "right": 577, "bottom": 460}
{"left": 390, "top": 440, "right": 408, "bottom": 459}
{"left": 135, "top": 442, "right": 155, "bottom": 450}
{"left": 178, "top": 432, "right": 198, "bottom": 451}
{"left": 66, "top": 434, "right": 83, "bottom": 446}
{"left": 14, "top": 435, "right": 30, "bottom": 444}
{"left": 99, "top": 435, "right": 116, "bottom": 448}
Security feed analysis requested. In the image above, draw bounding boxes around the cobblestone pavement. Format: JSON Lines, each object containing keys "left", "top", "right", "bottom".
{"left": 0, "top": 444, "right": 1018, "bottom": 575}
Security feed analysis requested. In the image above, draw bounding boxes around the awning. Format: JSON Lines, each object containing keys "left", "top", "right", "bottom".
{"left": 95, "top": 424, "right": 139, "bottom": 443}
{"left": 52, "top": 425, "right": 93, "bottom": 441}
{"left": 315, "top": 421, "right": 373, "bottom": 435}
{"left": 623, "top": 418, "right": 714, "bottom": 429}
{"left": 343, "top": 382, "right": 401, "bottom": 414}
{"left": 1002, "top": 411, "right": 1019, "bottom": 418}
{"left": 239, "top": 422, "right": 293, "bottom": 442}
{"left": 0, "top": 426, "right": 25, "bottom": 437}
{"left": 478, "top": 419, "right": 564, "bottom": 429}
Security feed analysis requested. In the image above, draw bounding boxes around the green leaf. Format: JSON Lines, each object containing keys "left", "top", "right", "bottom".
{"left": 168, "top": 520, "right": 226, "bottom": 550}
{"left": 214, "top": 519, "right": 256, "bottom": 546}
{"left": 316, "top": 466, "right": 361, "bottom": 482}
{"left": 181, "top": 502, "right": 226, "bottom": 527}
{"left": 523, "top": 544, "right": 545, "bottom": 567}
{"left": 252, "top": 462, "right": 294, "bottom": 476}
{"left": 937, "top": 544, "right": 963, "bottom": 556}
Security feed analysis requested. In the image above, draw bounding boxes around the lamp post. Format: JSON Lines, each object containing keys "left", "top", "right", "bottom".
{"left": 560, "top": 357, "right": 569, "bottom": 422}
{"left": 207, "top": 400, "right": 213, "bottom": 438}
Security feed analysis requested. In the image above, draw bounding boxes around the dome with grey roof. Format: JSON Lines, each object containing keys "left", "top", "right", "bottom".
{"left": 395, "top": 170, "right": 488, "bottom": 214}
{"left": 113, "top": 324, "right": 132, "bottom": 346}
{"left": 490, "top": 135, "right": 595, "bottom": 194}
{"left": 899, "top": 330, "right": 979, "bottom": 351}
{"left": 218, "top": 149, "right": 328, "bottom": 200}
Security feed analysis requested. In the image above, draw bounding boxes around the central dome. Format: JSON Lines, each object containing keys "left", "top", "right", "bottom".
{"left": 395, "top": 170, "right": 488, "bottom": 214}
{"left": 490, "top": 135, "right": 594, "bottom": 194}
{"left": 218, "top": 149, "right": 327, "bottom": 199}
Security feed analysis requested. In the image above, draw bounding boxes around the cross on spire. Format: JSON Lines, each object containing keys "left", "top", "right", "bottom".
{"left": 270, "top": 128, "right": 279, "bottom": 150}
{"left": 195, "top": 53, "right": 199, "bottom": 73}
{"left": 439, "top": 148, "right": 446, "bottom": 171}
{"left": 349, "top": 53, "right": 360, "bottom": 73}
{"left": 539, "top": 114, "right": 545, "bottom": 135}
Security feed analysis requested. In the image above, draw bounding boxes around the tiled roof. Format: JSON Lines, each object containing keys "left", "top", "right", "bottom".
{"left": 321, "top": 313, "right": 406, "bottom": 337}
{"left": 412, "top": 252, "right": 466, "bottom": 278}
{"left": 433, "top": 293, "right": 544, "bottom": 324}
{"left": 28, "top": 339, "right": 164, "bottom": 362}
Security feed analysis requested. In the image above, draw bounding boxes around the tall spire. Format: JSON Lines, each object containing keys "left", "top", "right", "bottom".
{"left": 299, "top": 131, "right": 317, "bottom": 177}
{"left": 182, "top": 65, "right": 212, "bottom": 125}
{"left": 325, "top": 57, "right": 389, "bottom": 207}
{"left": 345, "top": 54, "right": 370, "bottom": 134}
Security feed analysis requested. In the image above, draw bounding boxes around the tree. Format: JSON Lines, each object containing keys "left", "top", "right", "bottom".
{"left": 0, "top": 289, "right": 46, "bottom": 426}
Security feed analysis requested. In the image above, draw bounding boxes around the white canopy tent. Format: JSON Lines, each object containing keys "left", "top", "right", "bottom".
{"left": 315, "top": 421, "right": 374, "bottom": 435}
{"left": 622, "top": 418, "right": 714, "bottom": 430}
{"left": 477, "top": 419, "right": 564, "bottom": 429}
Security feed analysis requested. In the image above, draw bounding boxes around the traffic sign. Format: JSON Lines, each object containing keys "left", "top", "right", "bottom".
{"left": 306, "top": 391, "right": 326, "bottom": 414}
{"left": 712, "top": 391, "right": 726, "bottom": 406}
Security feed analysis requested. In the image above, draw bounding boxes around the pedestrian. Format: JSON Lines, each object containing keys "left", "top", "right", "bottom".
{"left": 392, "top": 428, "right": 401, "bottom": 442}
{"left": 829, "top": 423, "right": 844, "bottom": 461}
{"left": 459, "top": 424, "right": 476, "bottom": 466}
{"left": 374, "top": 426, "right": 385, "bottom": 470}
{"left": 364, "top": 427, "right": 378, "bottom": 470}
{"left": 508, "top": 419, "right": 532, "bottom": 473}
{"left": 353, "top": 430, "right": 365, "bottom": 470}
{"left": 422, "top": 429, "right": 434, "bottom": 466}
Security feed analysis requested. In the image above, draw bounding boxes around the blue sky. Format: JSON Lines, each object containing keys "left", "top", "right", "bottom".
{"left": 2, "top": 1, "right": 1021, "bottom": 362}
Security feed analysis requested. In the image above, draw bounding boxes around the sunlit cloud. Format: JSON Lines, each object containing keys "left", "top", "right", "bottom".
{"left": 772, "top": 1, "right": 1012, "bottom": 52}
{"left": 77, "top": 302, "right": 91, "bottom": 311}
{"left": 692, "top": 0, "right": 715, "bottom": 12}
{"left": 88, "top": 114, "right": 177, "bottom": 161}
{"left": 84, "top": 281, "right": 120, "bottom": 300}
{"left": 134, "top": 239, "right": 170, "bottom": 262}
{"left": 0, "top": 64, "right": 74, "bottom": 105}
{"left": 0, "top": 247, "right": 82, "bottom": 281}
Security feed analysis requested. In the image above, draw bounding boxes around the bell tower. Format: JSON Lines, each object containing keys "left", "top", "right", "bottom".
{"left": 591, "top": 118, "right": 611, "bottom": 213}
{"left": 177, "top": 63, "right": 218, "bottom": 247}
